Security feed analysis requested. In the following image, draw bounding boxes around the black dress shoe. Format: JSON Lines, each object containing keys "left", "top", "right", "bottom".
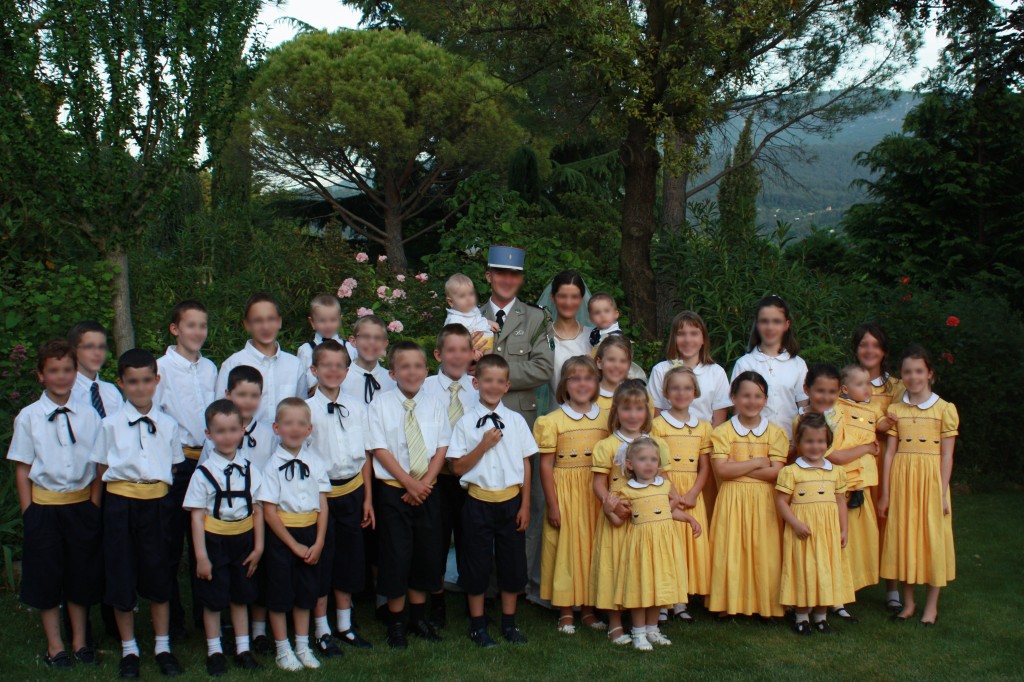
{"left": 316, "top": 634, "right": 344, "bottom": 658}
{"left": 792, "top": 621, "right": 812, "bottom": 637}
{"left": 338, "top": 629, "right": 373, "bottom": 649}
{"left": 74, "top": 646, "right": 98, "bottom": 665}
{"left": 832, "top": 608, "right": 859, "bottom": 624}
{"left": 156, "top": 651, "right": 183, "bottom": 676}
{"left": 206, "top": 653, "right": 228, "bottom": 677}
{"left": 469, "top": 628, "right": 497, "bottom": 648}
{"left": 252, "top": 634, "right": 273, "bottom": 655}
{"left": 814, "top": 620, "right": 835, "bottom": 634}
{"left": 502, "top": 626, "right": 528, "bottom": 644}
{"left": 44, "top": 650, "right": 73, "bottom": 669}
{"left": 410, "top": 619, "right": 442, "bottom": 642}
{"left": 119, "top": 654, "right": 141, "bottom": 679}
{"left": 386, "top": 622, "right": 408, "bottom": 650}
{"left": 234, "top": 651, "right": 260, "bottom": 669}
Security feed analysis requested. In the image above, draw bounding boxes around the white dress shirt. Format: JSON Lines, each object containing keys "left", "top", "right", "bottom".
{"left": 92, "top": 403, "right": 183, "bottom": 484}
{"left": 305, "top": 388, "right": 366, "bottom": 481}
{"left": 447, "top": 402, "right": 537, "bottom": 491}
{"left": 258, "top": 446, "right": 331, "bottom": 514}
{"left": 72, "top": 372, "right": 123, "bottom": 418}
{"left": 730, "top": 349, "right": 808, "bottom": 440}
{"left": 215, "top": 341, "right": 308, "bottom": 425}
{"left": 367, "top": 388, "right": 451, "bottom": 482}
{"left": 296, "top": 333, "right": 350, "bottom": 389}
{"left": 421, "top": 369, "right": 480, "bottom": 424}
{"left": 198, "top": 418, "right": 278, "bottom": 471}
{"left": 648, "top": 360, "right": 732, "bottom": 422}
{"left": 183, "top": 452, "right": 263, "bottom": 521}
{"left": 7, "top": 393, "right": 100, "bottom": 492}
{"left": 156, "top": 346, "right": 218, "bottom": 447}
{"left": 340, "top": 359, "right": 397, "bottom": 408}
{"left": 444, "top": 308, "right": 494, "bottom": 336}
{"left": 550, "top": 324, "right": 594, "bottom": 396}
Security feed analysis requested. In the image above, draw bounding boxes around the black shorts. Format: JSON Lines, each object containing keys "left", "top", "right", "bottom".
{"left": 321, "top": 486, "right": 366, "bottom": 596}
{"left": 264, "top": 523, "right": 321, "bottom": 612}
{"left": 375, "top": 482, "right": 443, "bottom": 599}
{"left": 20, "top": 499, "right": 103, "bottom": 610}
{"left": 457, "top": 493, "right": 527, "bottom": 596}
{"left": 104, "top": 493, "right": 174, "bottom": 611}
{"left": 192, "top": 529, "right": 259, "bottom": 612}
{"left": 437, "top": 473, "right": 467, "bottom": 566}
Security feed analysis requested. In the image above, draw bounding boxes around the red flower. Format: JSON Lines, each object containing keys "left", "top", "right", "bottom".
{"left": 941, "top": 352, "right": 954, "bottom": 364}
{"left": 946, "top": 316, "right": 960, "bottom": 327}
{"left": 900, "top": 276, "right": 911, "bottom": 285}
{"left": 901, "top": 294, "right": 912, "bottom": 302}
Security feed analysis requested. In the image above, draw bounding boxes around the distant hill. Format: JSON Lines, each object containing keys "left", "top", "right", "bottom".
{"left": 691, "top": 91, "right": 918, "bottom": 234}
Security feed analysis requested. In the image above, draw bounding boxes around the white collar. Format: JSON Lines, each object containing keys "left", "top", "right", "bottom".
{"left": 731, "top": 415, "right": 769, "bottom": 437}
{"left": 598, "top": 322, "right": 621, "bottom": 335}
{"left": 489, "top": 297, "right": 517, "bottom": 317}
{"left": 614, "top": 430, "right": 647, "bottom": 443}
{"left": 122, "top": 402, "right": 152, "bottom": 422}
{"left": 869, "top": 372, "right": 889, "bottom": 387}
{"left": 901, "top": 391, "right": 939, "bottom": 409}
{"left": 40, "top": 392, "right": 76, "bottom": 414}
{"left": 839, "top": 394, "right": 870, "bottom": 406}
{"left": 661, "top": 412, "right": 698, "bottom": 429}
{"left": 313, "top": 332, "right": 342, "bottom": 345}
{"left": 799, "top": 404, "right": 837, "bottom": 417}
{"left": 753, "top": 346, "right": 791, "bottom": 362}
{"left": 76, "top": 371, "right": 101, "bottom": 388}
{"left": 245, "top": 339, "right": 280, "bottom": 361}
{"left": 627, "top": 475, "right": 664, "bottom": 489}
{"left": 599, "top": 386, "right": 615, "bottom": 398}
{"left": 446, "top": 307, "right": 483, "bottom": 320}
{"left": 473, "top": 401, "right": 506, "bottom": 418}
{"left": 165, "top": 345, "right": 204, "bottom": 368}
{"left": 272, "top": 445, "right": 305, "bottom": 464}
{"left": 435, "top": 368, "right": 467, "bottom": 390}
{"left": 206, "top": 450, "right": 242, "bottom": 470}
{"left": 561, "top": 403, "right": 601, "bottom": 421}
{"left": 795, "top": 457, "right": 833, "bottom": 470}
{"left": 311, "top": 387, "right": 346, "bottom": 407}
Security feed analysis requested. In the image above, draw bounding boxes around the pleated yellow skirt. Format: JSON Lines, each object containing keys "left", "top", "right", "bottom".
{"left": 540, "top": 466, "right": 598, "bottom": 606}
{"left": 780, "top": 502, "right": 855, "bottom": 607}
{"left": 845, "top": 493, "right": 880, "bottom": 591}
{"left": 614, "top": 519, "right": 687, "bottom": 609}
{"left": 708, "top": 480, "right": 784, "bottom": 617}
{"left": 590, "top": 510, "right": 626, "bottom": 611}
{"left": 666, "top": 470, "right": 710, "bottom": 596}
{"left": 880, "top": 453, "right": 955, "bottom": 586}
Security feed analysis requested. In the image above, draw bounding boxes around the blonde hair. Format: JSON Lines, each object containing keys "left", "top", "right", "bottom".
{"left": 555, "top": 355, "right": 600, "bottom": 405}
{"left": 662, "top": 365, "right": 701, "bottom": 399}
{"left": 310, "top": 294, "right": 341, "bottom": 315}
{"left": 445, "top": 273, "right": 476, "bottom": 300}
{"left": 352, "top": 314, "right": 387, "bottom": 335}
{"left": 665, "top": 311, "right": 714, "bottom": 365}
{"left": 275, "top": 397, "right": 311, "bottom": 422}
{"left": 622, "top": 436, "right": 660, "bottom": 479}
{"left": 595, "top": 334, "right": 633, "bottom": 367}
{"left": 608, "top": 379, "right": 652, "bottom": 434}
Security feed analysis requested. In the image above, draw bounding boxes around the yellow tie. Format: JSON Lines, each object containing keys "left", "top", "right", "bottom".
{"left": 447, "top": 381, "right": 464, "bottom": 427}
{"left": 403, "top": 398, "right": 429, "bottom": 479}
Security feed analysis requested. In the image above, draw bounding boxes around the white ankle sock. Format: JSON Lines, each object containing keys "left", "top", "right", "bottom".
{"left": 887, "top": 590, "right": 900, "bottom": 602}
{"left": 294, "top": 635, "right": 310, "bottom": 654}
{"left": 207, "top": 637, "right": 222, "bottom": 656}
{"left": 795, "top": 613, "right": 810, "bottom": 623}
{"left": 252, "top": 621, "right": 267, "bottom": 638}
{"left": 121, "top": 639, "right": 140, "bottom": 657}
{"left": 813, "top": 612, "right": 827, "bottom": 623}
{"left": 336, "top": 608, "right": 352, "bottom": 633}
{"left": 314, "top": 616, "right": 331, "bottom": 639}
{"left": 235, "top": 635, "right": 250, "bottom": 654}
{"left": 631, "top": 627, "right": 645, "bottom": 639}
{"left": 673, "top": 603, "right": 688, "bottom": 615}
{"left": 154, "top": 635, "right": 171, "bottom": 655}
{"left": 275, "top": 639, "right": 292, "bottom": 657}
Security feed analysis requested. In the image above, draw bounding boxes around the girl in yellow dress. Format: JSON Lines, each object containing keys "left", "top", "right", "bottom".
{"left": 853, "top": 322, "right": 904, "bottom": 611}
{"left": 595, "top": 336, "right": 633, "bottom": 411}
{"left": 878, "top": 345, "right": 959, "bottom": 625}
{"left": 708, "top": 371, "right": 789, "bottom": 618}
{"left": 776, "top": 413, "right": 851, "bottom": 635}
{"left": 609, "top": 438, "right": 700, "bottom": 651}
{"left": 591, "top": 380, "right": 670, "bottom": 644}
{"left": 533, "top": 355, "right": 608, "bottom": 633}
{"left": 650, "top": 366, "right": 712, "bottom": 621}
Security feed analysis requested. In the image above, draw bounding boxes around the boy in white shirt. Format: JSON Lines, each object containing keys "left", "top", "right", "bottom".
{"left": 216, "top": 293, "right": 307, "bottom": 425}
{"left": 92, "top": 349, "right": 185, "bottom": 678}
{"left": 367, "top": 341, "right": 451, "bottom": 649}
{"left": 586, "top": 293, "right": 625, "bottom": 349}
{"left": 7, "top": 340, "right": 103, "bottom": 668}
{"left": 447, "top": 355, "right": 536, "bottom": 648}
{"left": 183, "top": 399, "right": 264, "bottom": 675}
{"left": 68, "top": 320, "right": 123, "bottom": 418}
{"left": 341, "top": 314, "right": 396, "bottom": 406}
{"left": 305, "top": 340, "right": 374, "bottom": 654}
{"left": 296, "top": 294, "right": 350, "bottom": 394}
{"left": 206, "top": 366, "right": 278, "bottom": 471}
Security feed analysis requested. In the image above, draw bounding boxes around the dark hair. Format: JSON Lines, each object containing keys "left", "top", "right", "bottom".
{"left": 227, "top": 365, "right": 263, "bottom": 392}
{"left": 853, "top": 322, "right": 890, "bottom": 373}
{"left": 117, "top": 348, "right": 158, "bottom": 378}
{"left": 387, "top": 340, "right": 426, "bottom": 367}
{"left": 608, "top": 379, "right": 653, "bottom": 434}
{"left": 747, "top": 295, "right": 800, "bottom": 356}
{"left": 435, "top": 323, "right": 473, "bottom": 352}
{"left": 587, "top": 292, "right": 617, "bottom": 311}
{"left": 312, "top": 339, "right": 351, "bottom": 367}
{"left": 794, "top": 412, "right": 834, "bottom": 448}
{"left": 730, "top": 370, "right": 768, "bottom": 397}
{"left": 205, "top": 398, "right": 241, "bottom": 428}
{"left": 595, "top": 334, "right": 633, "bottom": 365}
{"left": 665, "top": 311, "right": 714, "bottom": 365}
{"left": 67, "top": 320, "right": 108, "bottom": 348}
{"left": 550, "top": 270, "right": 586, "bottom": 298}
{"left": 171, "top": 300, "right": 208, "bottom": 326}
{"left": 804, "top": 363, "right": 840, "bottom": 389}
{"left": 37, "top": 339, "right": 77, "bottom": 372}
{"left": 898, "top": 344, "right": 934, "bottom": 376}
{"left": 244, "top": 292, "right": 281, "bottom": 319}
{"left": 474, "top": 353, "right": 509, "bottom": 378}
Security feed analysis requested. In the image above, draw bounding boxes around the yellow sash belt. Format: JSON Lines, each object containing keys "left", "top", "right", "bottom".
{"left": 31, "top": 486, "right": 90, "bottom": 506}
{"left": 278, "top": 510, "right": 317, "bottom": 528}
{"left": 204, "top": 515, "right": 254, "bottom": 536}
{"left": 467, "top": 484, "right": 520, "bottom": 503}
{"left": 183, "top": 446, "right": 203, "bottom": 461}
{"left": 107, "top": 481, "right": 169, "bottom": 500}
{"left": 327, "top": 472, "right": 364, "bottom": 498}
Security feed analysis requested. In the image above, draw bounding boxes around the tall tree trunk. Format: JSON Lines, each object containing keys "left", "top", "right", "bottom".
{"left": 108, "top": 245, "right": 135, "bottom": 353}
{"left": 383, "top": 181, "right": 409, "bottom": 272}
{"left": 657, "top": 129, "right": 691, "bottom": 335}
{"left": 619, "top": 117, "right": 660, "bottom": 340}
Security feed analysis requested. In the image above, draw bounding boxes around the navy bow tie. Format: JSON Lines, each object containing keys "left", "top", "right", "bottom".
{"left": 327, "top": 401, "right": 349, "bottom": 429}
{"left": 223, "top": 463, "right": 249, "bottom": 506}
{"left": 279, "top": 458, "right": 310, "bottom": 481}
{"left": 476, "top": 412, "right": 505, "bottom": 430}
{"left": 48, "top": 407, "right": 76, "bottom": 444}
{"left": 240, "top": 422, "right": 257, "bottom": 449}
{"left": 129, "top": 416, "right": 157, "bottom": 434}
{"left": 363, "top": 373, "right": 381, "bottom": 404}
{"left": 589, "top": 327, "right": 602, "bottom": 347}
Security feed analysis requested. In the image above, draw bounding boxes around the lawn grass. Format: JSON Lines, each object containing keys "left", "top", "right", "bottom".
{"left": 0, "top": 492, "right": 1020, "bottom": 681}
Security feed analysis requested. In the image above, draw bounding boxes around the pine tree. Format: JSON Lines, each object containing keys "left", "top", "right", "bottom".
{"left": 717, "top": 117, "right": 761, "bottom": 241}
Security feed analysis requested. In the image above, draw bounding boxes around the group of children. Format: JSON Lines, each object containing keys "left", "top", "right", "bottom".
{"left": 8, "top": 283, "right": 959, "bottom": 672}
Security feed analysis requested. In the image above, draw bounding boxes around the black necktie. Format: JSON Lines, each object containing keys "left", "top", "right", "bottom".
{"left": 589, "top": 327, "right": 601, "bottom": 347}
{"left": 363, "top": 373, "right": 381, "bottom": 404}
{"left": 90, "top": 382, "right": 106, "bottom": 418}
{"left": 279, "top": 458, "right": 310, "bottom": 481}
{"left": 129, "top": 416, "right": 157, "bottom": 434}
{"left": 476, "top": 412, "right": 505, "bottom": 430}
{"left": 223, "top": 463, "right": 248, "bottom": 507}
{"left": 327, "top": 402, "right": 349, "bottom": 429}
{"left": 48, "top": 407, "right": 76, "bottom": 444}
{"left": 495, "top": 310, "right": 506, "bottom": 331}
{"left": 240, "top": 421, "right": 257, "bottom": 449}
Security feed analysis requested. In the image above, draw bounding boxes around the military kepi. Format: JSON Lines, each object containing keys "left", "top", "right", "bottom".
{"left": 487, "top": 245, "right": 526, "bottom": 271}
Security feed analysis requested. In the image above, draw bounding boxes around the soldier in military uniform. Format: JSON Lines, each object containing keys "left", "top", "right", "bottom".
{"left": 479, "top": 245, "right": 554, "bottom": 601}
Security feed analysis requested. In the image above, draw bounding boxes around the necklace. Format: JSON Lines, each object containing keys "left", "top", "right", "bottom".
{"left": 553, "top": 319, "right": 583, "bottom": 341}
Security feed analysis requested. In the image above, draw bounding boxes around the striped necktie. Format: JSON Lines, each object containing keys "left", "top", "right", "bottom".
{"left": 447, "top": 381, "right": 464, "bottom": 427}
{"left": 403, "top": 398, "right": 429, "bottom": 479}
{"left": 90, "top": 382, "right": 106, "bottom": 418}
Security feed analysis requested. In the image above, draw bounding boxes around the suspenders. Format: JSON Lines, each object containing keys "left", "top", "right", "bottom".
{"left": 197, "top": 464, "right": 253, "bottom": 520}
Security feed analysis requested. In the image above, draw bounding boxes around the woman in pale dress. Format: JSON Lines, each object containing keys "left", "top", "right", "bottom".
{"left": 539, "top": 270, "right": 594, "bottom": 398}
